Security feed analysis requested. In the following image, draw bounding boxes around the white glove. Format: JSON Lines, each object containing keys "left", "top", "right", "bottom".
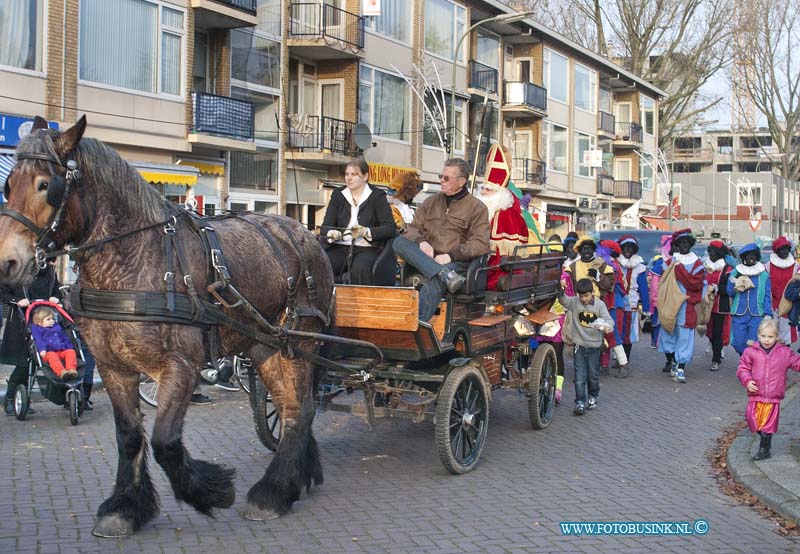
{"left": 326, "top": 230, "right": 343, "bottom": 242}
{"left": 350, "top": 226, "right": 369, "bottom": 239}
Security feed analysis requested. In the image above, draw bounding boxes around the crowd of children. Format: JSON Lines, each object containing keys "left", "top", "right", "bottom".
{"left": 547, "top": 229, "right": 800, "bottom": 462}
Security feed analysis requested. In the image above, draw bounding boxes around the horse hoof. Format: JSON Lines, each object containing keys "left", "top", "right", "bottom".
{"left": 92, "top": 514, "right": 135, "bottom": 538}
{"left": 240, "top": 505, "right": 282, "bottom": 521}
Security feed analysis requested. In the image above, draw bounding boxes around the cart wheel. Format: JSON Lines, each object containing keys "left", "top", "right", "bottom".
{"left": 234, "top": 356, "right": 253, "bottom": 396}
{"left": 250, "top": 376, "right": 281, "bottom": 451}
{"left": 435, "top": 363, "right": 489, "bottom": 475}
{"left": 527, "top": 343, "right": 557, "bottom": 430}
{"left": 14, "top": 385, "right": 29, "bottom": 421}
{"left": 138, "top": 375, "right": 158, "bottom": 408}
{"left": 69, "top": 391, "right": 80, "bottom": 426}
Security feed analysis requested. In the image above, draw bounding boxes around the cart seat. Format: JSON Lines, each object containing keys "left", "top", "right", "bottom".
{"left": 460, "top": 254, "right": 490, "bottom": 296}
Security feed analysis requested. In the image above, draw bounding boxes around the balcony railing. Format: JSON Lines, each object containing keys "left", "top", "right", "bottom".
{"left": 615, "top": 121, "right": 643, "bottom": 143}
{"left": 669, "top": 146, "right": 713, "bottom": 161}
{"left": 289, "top": 2, "right": 365, "bottom": 49}
{"left": 598, "top": 111, "right": 615, "bottom": 135}
{"left": 287, "top": 114, "right": 358, "bottom": 156}
{"left": 736, "top": 146, "right": 778, "bottom": 159}
{"left": 469, "top": 61, "right": 498, "bottom": 94}
{"left": 597, "top": 174, "right": 614, "bottom": 195}
{"left": 215, "top": 0, "right": 257, "bottom": 14}
{"left": 504, "top": 81, "right": 547, "bottom": 112}
{"left": 511, "top": 158, "right": 547, "bottom": 185}
{"left": 614, "top": 180, "right": 643, "bottom": 200}
{"left": 191, "top": 92, "right": 254, "bottom": 141}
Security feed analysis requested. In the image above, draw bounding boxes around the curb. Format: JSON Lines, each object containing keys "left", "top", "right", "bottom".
{"left": 726, "top": 384, "right": 800, "bottom": 525}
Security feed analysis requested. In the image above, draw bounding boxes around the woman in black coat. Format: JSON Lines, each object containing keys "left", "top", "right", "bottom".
{"left": 320, "top": 158, "right": 396, "bottom": 285}
{"left": 2, "top": 264, "right": 61, "bottom": 415}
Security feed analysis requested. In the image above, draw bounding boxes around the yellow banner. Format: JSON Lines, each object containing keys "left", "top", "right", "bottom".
{"left": 368, "top": 162, "right": 417, "bottom": 186}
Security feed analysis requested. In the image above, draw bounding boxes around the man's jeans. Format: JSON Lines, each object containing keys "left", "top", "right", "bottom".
{"left": 393, "top": 236, "right": 468, "bottom": 321}
{"left": 574, "top": 345, "right": 601, "bottom": 406}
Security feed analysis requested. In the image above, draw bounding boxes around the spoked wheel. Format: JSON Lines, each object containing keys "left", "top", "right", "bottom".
{"left": 138, "top": 375, "right": 159, "bottom": 408}
{"left": 14, "top": 384, "right": 29, "bottom": 421}
{"left": 250, "top": 371, "right": 282, "bottom": 451}
{"left": 527, "top": 343, "right": 557, "bottom": 430}
{"left": 68, "top": 390, "right": 80, "bottom": 426}
{"left": 234, "top": 356, "right": 253, "bottom": 396}
{"left": 435, "top": 364, "right": 489, "bottom": 475}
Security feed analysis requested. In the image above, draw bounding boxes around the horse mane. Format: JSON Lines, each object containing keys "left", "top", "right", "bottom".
{"left": 16, "top": 129, "right": 170, "bottom": 224}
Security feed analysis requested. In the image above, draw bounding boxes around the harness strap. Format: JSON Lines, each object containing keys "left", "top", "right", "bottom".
{"left": 164, "top": 222, "right": 176, "bottom": 312}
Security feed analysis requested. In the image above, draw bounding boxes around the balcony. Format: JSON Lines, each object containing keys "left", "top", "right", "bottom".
{"left": 511, "top": 158, "right": 546, "bottom": 188}
{"left": 192, "top": 0, "right": 258, "bottom": 29}
{"left": 735, "top": 145, "right": 779, "bottom": 161}
{"left": 288, "top": 2, "right": 364, "bottom": 59}
{"left": 287, "top": 114, "right": 359, "bottom": 164}
{"left": 188, "top": 92, "right": 256, "bottom": 151}
{"left": 597, "top": 174, "right": 614, "bottom": 196}
{"left": 668, "top": 146, "right": 714, "bottom": 164}
{"left": 597, "top": 111, "right": 615, "bottom": 139}
{"left": 612, "top": 121, "right": 643, "bottom": 148}
{"left": 613, "top": 180, "right": 643, "bottom": 201}
{"left": 502, "top": 82, "right": 547, "bottom": 119}
{"left": 468, "top": 61, "right": 498, "bottom": 96}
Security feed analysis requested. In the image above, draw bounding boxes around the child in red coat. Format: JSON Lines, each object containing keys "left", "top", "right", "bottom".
{"left": 736, "top": 318, "right": 800, "bottom": 460}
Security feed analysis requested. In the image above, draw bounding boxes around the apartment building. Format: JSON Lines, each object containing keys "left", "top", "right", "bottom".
{"left": 0, "top": 0, "right": 665, "bottom": 238}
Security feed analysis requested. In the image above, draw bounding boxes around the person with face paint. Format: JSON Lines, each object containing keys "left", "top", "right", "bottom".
{"left": 617, "top": 236, "right": 651, "bottom": 370}
{"left": 657, "top": 229, "right": 706, "bottom": 383}
{"left": 562, "top": 232, "right": 579, "bottom": 268}
{"left": 648, "top": 235, "right": 672, "bottom": 354}
{"left": 705, "top": 240, "right": 735, "bottom": 370}
{"left": 565, "top": 236, "right": 616, "bottom": 300}
{"left": 598, "top": 240, "right": 630, "bottom": 376}
{"left": 766, "top": 236, "right": 799, "bottom": 345}
{"left": 727, "top": 243, "right": 772, "bottom": 355}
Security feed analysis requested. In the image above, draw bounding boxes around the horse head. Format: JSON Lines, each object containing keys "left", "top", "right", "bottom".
{"left": 0, "top": 116, "right": 87, "bottom": 288}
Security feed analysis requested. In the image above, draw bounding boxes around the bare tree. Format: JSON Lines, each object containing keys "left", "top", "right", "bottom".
{"left": 506, "top": 0, "right": 733, "bottom": 149}
{"left": 735, "top": 0, "right": 800, "bottom": 181}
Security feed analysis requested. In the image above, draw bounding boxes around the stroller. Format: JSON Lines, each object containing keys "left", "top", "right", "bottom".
{"left": 10, "top": 300, "right": 87, "bottom": 425}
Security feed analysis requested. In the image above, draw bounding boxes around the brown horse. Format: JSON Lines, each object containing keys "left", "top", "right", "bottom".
{"left": 0, "top": 117, "right": 333, "bottom": 537}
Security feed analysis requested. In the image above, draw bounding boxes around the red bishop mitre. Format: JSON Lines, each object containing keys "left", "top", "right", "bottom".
{"left": 483, "top": 145, "right": 528, "bottom": 256}
{"left": 484, "top": 144, "right": 511, "bottom": 188}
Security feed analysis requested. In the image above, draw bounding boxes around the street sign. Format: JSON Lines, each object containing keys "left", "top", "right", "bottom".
{"left": 0, "top": 114, "right": 58, "bottom": 147}
{"left": 748, "top": 219, "right": 761, "bottom": 231}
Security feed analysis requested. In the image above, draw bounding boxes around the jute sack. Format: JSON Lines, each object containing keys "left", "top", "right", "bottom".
{"left": 657, "top": 263, "right": 688, "bottom": 334}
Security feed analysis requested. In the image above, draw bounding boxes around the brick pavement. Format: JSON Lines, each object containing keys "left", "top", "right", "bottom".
{"left": 1, "top": 340, "right": 798, "bottom": 553}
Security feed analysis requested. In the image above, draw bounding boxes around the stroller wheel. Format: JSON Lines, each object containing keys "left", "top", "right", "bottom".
{"left": 14, "top": 385, "right": 29, "bottom": 421}
{"left": 68, "top": 391, "right": 80, "bottom": 426}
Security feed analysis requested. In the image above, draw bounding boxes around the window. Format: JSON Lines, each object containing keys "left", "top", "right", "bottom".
{"left": 0, "top": 0, "right": 44, "bottom": 72}
{"left": 230, "top": 149, "right": 277, "bottom": 191}
{"left": 599, "top": 86, "right": 612, "bottom": 113}
{"left": 476, "top": 31, "right": 499, "bottom": 69}
{"left": 80, "top": 0, "right": 184, "bottom": 96}
{"left": 736, "top": 183, "right": 762, "bottom": 206}
{"left": 231, "top": 86, "right": 279, "bottom": 143}
{"left": 717, "top": 164, "right": 733, "bottom": 173}
{"left": 423, "top": 92, "right": 464, "bottom": 152}
{"left": 424, "top": 0, "right": 466, "bottom": 62}
{"left": 717, "top": 136, "right": 733, "bottom": 154}
{"left": 543, "top": 122, "right": 567, "bottom": 173}
{"left": 543, "top": 48, "right": 568, "bottom": 104}
{"left": 574, "top": 63, "right": 596, "bottom": 112}
{"left": 574, "top": 132, "right": 596, "bottom": 177}
{"left": 640, "top": 95, "right": 655, "bottom": 135}
{"left": 641, "top": 159, "right": 654, "bottom": 190}
{"left": 193, "top": 32, "right": 208, "bottom": 92}
{"left": 359, "top": 65, "right": 410, "bottom": 141}
{"left": 231, "top": 29, "right": 280, "bottom": 90}
{"left": 366, "top": 0, "right": 409, "bottom": 43}
{"left": 256, "top": 0, "right": 281, "bottom": 37}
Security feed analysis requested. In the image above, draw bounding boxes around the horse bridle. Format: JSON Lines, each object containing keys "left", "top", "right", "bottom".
{"left": 0, "top": 151, "right": 81, "bottom": 269}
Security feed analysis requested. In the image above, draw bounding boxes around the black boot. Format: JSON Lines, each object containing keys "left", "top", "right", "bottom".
{"left": 753, "top": 433, "right": 772, "bottom": 461}
{"left": 82, "top": 383, "right": 94, "bottom": 411}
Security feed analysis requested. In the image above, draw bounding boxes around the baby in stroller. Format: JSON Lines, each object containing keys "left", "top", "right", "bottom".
{"left": 30, "top": 306, "right": 79, "bottom": 381}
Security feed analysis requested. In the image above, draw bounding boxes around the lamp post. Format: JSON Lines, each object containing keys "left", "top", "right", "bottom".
{"left": 448, "top": 11, "right": 533, "bottom": 158}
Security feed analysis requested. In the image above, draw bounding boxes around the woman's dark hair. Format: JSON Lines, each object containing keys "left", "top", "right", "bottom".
{"left": 548, "top": 234, "right": 562, "bottom": 243}
{"left": 346, "top": 157, "right": 370, "bottom": 176}
{"left": 575, "top": 278, "right": 594, "bottom": 295}
{"left": 566, "top": 231, "right": 579, "bottom": 240}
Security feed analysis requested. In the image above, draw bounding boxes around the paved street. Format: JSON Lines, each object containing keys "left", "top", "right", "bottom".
{"left": 1, "top": 340, "right": 798, "bottom": 554}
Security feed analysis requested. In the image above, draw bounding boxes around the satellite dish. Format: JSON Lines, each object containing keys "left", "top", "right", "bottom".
{"left": 353, "top": 123, "right": 372, "bottom": 151}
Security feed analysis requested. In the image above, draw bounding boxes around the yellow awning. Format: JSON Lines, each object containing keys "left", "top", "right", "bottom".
{"left": 368, "top": 162, "right": 418, "bottom": 186}
{"left": 179, "top": 161, "right": 225, "bottom": 175}
{"left": 138, "top": 170, "right": 197, "bottom": 187}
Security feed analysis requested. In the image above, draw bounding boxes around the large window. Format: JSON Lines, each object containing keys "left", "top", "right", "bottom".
{"left": 424, "top": 0, "right": 466, "bottom": 62}
{"left": 543, "top": 122, "right": 568, "bottom": 173}
{"left": 640, "top": 94, "right": 655, "bottom": 135}
{"left": 80, "top": 0, "right": 184, "bottom": 96}
{"left": 423, "top": 92, "right": 464, "bottom": 152}
{"left": 641, "top": 156, "right": 654, "bottom": 190}
{"left": 256, "top": 0, "right": 281, "bottom": 37}
{"left": 543, "top": 48, "right": 568, "bottom": 104}
{"left": 230, "top": 149, "right": 277, "bottom": 192}
{"left": 231, "top": 29, "right": 280, "bottom": 90}
{"left": 476, "top": 31, "right": 499, "bottom": 69}
{"left": 574, "top": 63, "right": 596, "bottom": 112}
{"left": 359, "top": 65, "right": 410, "bottom": 141}
{"left": 366, "top": 0, "right": 409, "bottom": 43}
{"left": 0, "top": 0, "right": 43, "bottom": 72}
{"left": 575, "top": 132, "right": 596, "bottom": 177}
{"left": 231, "top": 86, "right": 279, "bottom": 143}
{"left": 737, "top": 183, "right": 762, "bottom": 206}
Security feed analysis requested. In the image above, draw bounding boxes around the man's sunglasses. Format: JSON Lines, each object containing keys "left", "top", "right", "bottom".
{"left": 438, "top": 174, "right": 467, "bottom": 183}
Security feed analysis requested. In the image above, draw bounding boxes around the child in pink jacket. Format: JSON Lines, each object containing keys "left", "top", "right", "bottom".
{"left": 736, "top": 318, "right": 800, "bottom": 460}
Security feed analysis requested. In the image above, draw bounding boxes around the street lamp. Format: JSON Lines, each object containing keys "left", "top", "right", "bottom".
{"left": 448, "top": 11, "right": 533, "bottom": 158}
